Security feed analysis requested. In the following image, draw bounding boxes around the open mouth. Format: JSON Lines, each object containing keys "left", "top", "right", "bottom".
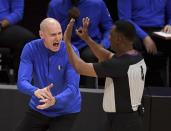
{"left": 53, "top": 42, "right": 59, "bottom": 47}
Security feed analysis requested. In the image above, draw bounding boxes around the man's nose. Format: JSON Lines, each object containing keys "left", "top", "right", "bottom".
{"left": 56, "top": 34, "right": 59, "bottom": 39}
{"left": 55, "top": 34, "right": 61, "bottom": 41}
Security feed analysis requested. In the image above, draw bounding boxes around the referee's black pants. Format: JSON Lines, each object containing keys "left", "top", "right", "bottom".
{"left": 105, "top": 111, "right": 143, "bottom": 131}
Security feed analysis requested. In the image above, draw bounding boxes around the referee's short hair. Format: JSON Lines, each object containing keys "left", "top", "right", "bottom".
{"left": 115, "top": 20, "right": 136, "bottom": 42}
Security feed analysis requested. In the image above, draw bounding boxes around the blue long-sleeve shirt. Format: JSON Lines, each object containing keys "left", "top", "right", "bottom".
{"left": 0, "top": 0, "right": 24, "bottom": 25}
{"left": 47, "top": 0, "right": 113, "bottom": 49}
{"left": 17, "top": 39, "right": 81, "bottom": 117}
{"left": 118, "top": 0, "right": 171, "bottom": 39}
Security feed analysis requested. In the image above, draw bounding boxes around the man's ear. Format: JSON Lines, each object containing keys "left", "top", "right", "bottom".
{"left": 39, "top": 30, "right": 43, "bottom": 39}
{"left": 116, "top": 33, "right": 123, "bottom": 42}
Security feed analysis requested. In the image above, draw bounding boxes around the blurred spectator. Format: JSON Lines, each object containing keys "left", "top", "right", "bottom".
{"left": 118, "top": 0, "right": 171, "bottom": 86}
{"left": 0, "top": 0, "right": 36, "bottom": 82}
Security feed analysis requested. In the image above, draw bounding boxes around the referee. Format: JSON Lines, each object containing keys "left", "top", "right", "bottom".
{"left": 64, "top": 17, "right": 147, "bottom": 131}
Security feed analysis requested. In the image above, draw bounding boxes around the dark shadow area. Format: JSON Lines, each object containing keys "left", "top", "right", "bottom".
{"left": 0, "top": 87, "right": 171, "bottom": 131}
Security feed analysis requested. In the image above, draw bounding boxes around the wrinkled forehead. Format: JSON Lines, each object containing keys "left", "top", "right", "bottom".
{"left": 48, "top": 21, "right": 61, "bottom": 29}
{"left": 44, "top": 22, "right": 62, "bottom": 34}
{"left": 40, "top": 18, "right": 61, "bottom": 31}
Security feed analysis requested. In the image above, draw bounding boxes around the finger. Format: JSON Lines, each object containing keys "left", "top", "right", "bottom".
{"left": 43, "top": 83, "right": 54, "bottom": 99}
{"left": 44, "top": 90, "right": 53, "bottom": 100}
{"left": 167, "top": 27, "right": 171, "bottom": 33}
{"left": 163, "top": 27, "right": 167, "bottom": 33}
{"left": 36, "top": 90, "right": 46, "bottom": 100}
{"left": 38, "top": 89, "right": 52, "bottom": 99}
{"left": 38, "top": 95, "right": 45, "bottom": 100}
{"left": 76, "top": 27, "right": 83, "bottom": 32}
{"left": 37, "top": 98, "right": 55, "bottom": 109}
{"left": 163, "top": 26, "right": 171, "bottom": 33}
{"left": 76, "top": 29, "right": 79, "bottom": 36}
{"left": 82, "top": 17, "right": 89, "bottom": 30}
{"left": 65, "top": 19, "right": 75, "bottom": 40}
{"left": 165, "top": 28, "right": 169, "bottom": 33}
{"left": 82, "top": 18, "right": 86, "bottom": 29}
{"left": 82, "top": 18, "right": 85, "bottom": 25}
{"left": 39, "top": 98, "right": 49, "bottom": 103}
{"left": 36, "top": 103, "right": 48, "bottom": 109}
{"left": 76, "top": 27, "right": 83, "bottom": 36}
{"left": 47, "top": 83, "right": 53, "bottom": 92}
{"left": 167, "top": 29, "right": 171, "bottom": 33}
{"left": 68, "top": 18, "right": 75, "bottom": 29}
{"left": 44, "top": 91, "right": 54, "bottom": 99}
{"left": 70, "top": 18, "right": 75, "bottom": 25}
{"left": 85, "top": 17, "right": 90, "bottom": 28}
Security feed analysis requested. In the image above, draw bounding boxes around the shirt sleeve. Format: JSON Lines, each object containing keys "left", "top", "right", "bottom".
{"left": 99, "top": 1, "right": 113, "bottom": 49}
{"left": 5, "top": 0, "right": 24, "bottom": 24}
{"left": 53, "top": 47, "right": 80, "bottom": 109}
{"left": 166, "top": 0, "right": 171, "bottom": 25}
{"left": 93, "top": 56, "right": 127, "bottom": 78}
{"left": 17, "top": 43, "right": 38, "bottom": 96}
{"left": 117, "top": 0, "right": 148, "bottom": 39}
{"left": 47, "top": 0, "right": 56, "bottom": 18}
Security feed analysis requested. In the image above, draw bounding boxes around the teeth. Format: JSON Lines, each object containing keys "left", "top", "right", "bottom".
{"left": 53, "top": 42, "right": 59, "bottom": 46}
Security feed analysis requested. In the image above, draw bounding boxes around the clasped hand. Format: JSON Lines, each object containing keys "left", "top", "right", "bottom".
{"left": 34, "top": 83, "right": 56, "bottom": 109}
